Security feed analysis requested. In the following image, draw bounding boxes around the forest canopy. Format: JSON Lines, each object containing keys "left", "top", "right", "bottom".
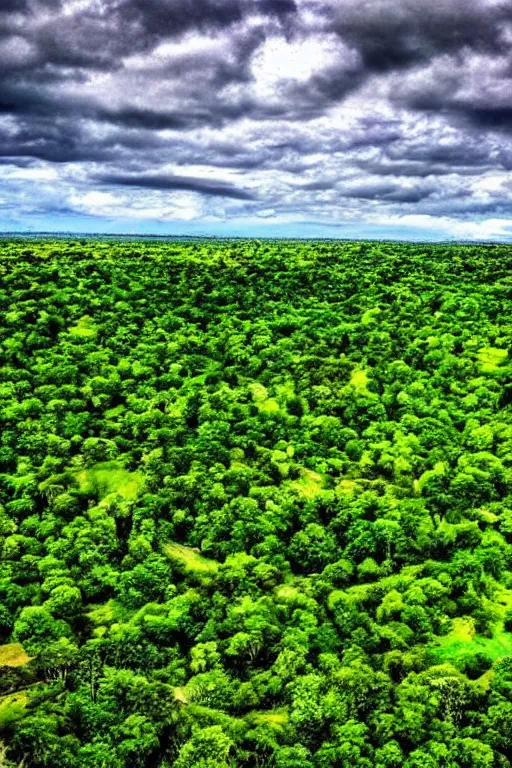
{"left": 0, "top": 238, "right": 511, "bottom": 767}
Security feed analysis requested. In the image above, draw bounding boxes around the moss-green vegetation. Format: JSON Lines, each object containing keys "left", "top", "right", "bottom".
{"left": 163, "top": 542, "right": 220, "bottom": 574}
{"left": 290, "top": 468, "right": 324, "bottom": 499}
{"left": 413, "top": 461, "right": 446, "bottom": 494}
{"left": 1, "top": 238, "right": 512, "bottom": 766}
{"left": 248, "top": 382, "right": 281, "bottom": 413}
{"left": 478, "top": 346, "right": 508, "bottom": 372}
{"left": 76, "top": 461, "right": 144, "bottom": 501}
{"left": 0, "top": 644, "right": 32, "bottom": 667}
{"left": 87, "top": 599, "right": 128, "bottom": 627}
{"left": 248, "top": 709, "right": 288, "bottom": 729}
{"left": 0, "top": 692, "right": 28, "bottom": 728}
{"left": 432, "top": 618, "right": 512, "bottom": 664}
{"left": 68, "top": 315, "right": 97, "bottom": 339}
{"left": 349, "top": 367, "right": 370, "bottom": 391}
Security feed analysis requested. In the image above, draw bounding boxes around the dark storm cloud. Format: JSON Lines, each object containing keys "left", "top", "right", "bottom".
{"left": 0, "top": 0, "right": 28, "bottom": 9}
{"left": 17, "top": 0, "right": 296, "bottom": 72}
{"left": 96, "top": 106, "right": 210, "bottom": 132}
{"left": 357, "top": 159, "right": 494, "bottom": 178}
{"left": 121, "top": 0, "right": 244, "bottom": 37}
{"left": 1, "top": 0, "right": 512, "bottom": 237}
{"left": 386, "top": 141, "right": 493, "bottom": 168}
{"left": 461, "top": 106, "right": 512, "bottom": 131}
{"left": 300, "top": 180, "right": 335, "bottom": 191}
{"left": 348, "top": 119, "right": 402, "bottom": 149}
{"left": 341, "top": 179, "right": 435, "bottom": 203}
{"left": 260, "top": 0, "right": 297, "bottom": 15}
{"left": 98, "top": 173, "right": 256, "bottom": 200}
{"left": 327, "top": 0, "right": 512, "bottom": 71}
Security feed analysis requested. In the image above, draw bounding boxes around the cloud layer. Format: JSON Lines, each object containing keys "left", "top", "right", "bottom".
{"left": 1, "top": 0, "right": 512, "bottom": 238}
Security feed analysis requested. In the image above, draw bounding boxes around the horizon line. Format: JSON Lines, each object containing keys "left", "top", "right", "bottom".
{"left": 0, "top": 231, "right": 510, "bottom": 246}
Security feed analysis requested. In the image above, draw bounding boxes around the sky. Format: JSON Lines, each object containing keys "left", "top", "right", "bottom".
{"left": 2, "top": 0, "right": 512, "bottom": 240}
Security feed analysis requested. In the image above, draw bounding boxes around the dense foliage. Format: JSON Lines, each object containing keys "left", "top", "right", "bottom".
{"left": 0, "top": 238, "right": 512, "bottom": 767}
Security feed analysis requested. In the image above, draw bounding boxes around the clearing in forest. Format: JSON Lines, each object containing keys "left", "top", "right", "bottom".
{"left": 477, "top": 347, "right": 508, "bottom": 373}
{"left": 431, "top": 587, "right": 512, "bottom": 682}
{"left": 0, "top": 692, "right": 29, "bottom": 727}
{"left": 291, "top": 468, "right": 324, "bottom": 499}
{"left": 76, "top": 462, "right": 144, "bottom": 501}
{"left": 349, "top": 368, "right": 369, "bottom": 392}
{"left": 0, "top": 644, "right": 32, "bottom": 668}
{"left": 164, "top": 542, "right": 220, "bottom": 574}
{"left": 68, "top": 315, "right": 98, "bottom": 338}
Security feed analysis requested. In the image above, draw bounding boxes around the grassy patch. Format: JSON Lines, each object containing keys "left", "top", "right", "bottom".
{"left": 88, "top": 600, "right": 128, "bottom": 628}
{"left": 164, "top": 542, "right": 219, "bottom": 574}
{"left": 350, "top": 368, "right": 369, "bottom": 392}
{"left": 248, "top": 382, "right": 269, "bottom": 403}
{"left": 0, "top": 691, "right": 28, "bottom": 728}
{"left": 430, "top": 586, "right": 512, "bottom": 686}
{"left": 474, "top": 507, "right": 499, "bottom": 524}
{"left": 105, "top": 405, "right": 125, "bottom": 420}
{"left": 77, "top": 462, "right": 144, "bottom": 501}
{"left": 337, "top": 479, "right": 358, "bottom": 495}
{"left": 260, "top": 398, "right": 280, "bottom": 413}
{"left": 275, "top": 585, "right": 308, "bottom": 605}
{"left": 361, "top": 308, "right": 381, "bottom": 325}
{"left": 475, "top": 667, "right": 494, "bottom": 692}
{"left": 248, "top": 709, "right": 288, "bottom": 729}
{"left": 0, "top": 643, "right": 32, "bottom": 668}
{"left": 291, "top": 468, "right": 324, "bottom": 499}
{"left": 69, "top": 315, "right": 97, "bottom": 338}
{"left": 477, "top": 347, "right": 508, "bottom": 373}
{"left": 167, "top": 395, "right": 188, "bottom": 418}
{"left": 249, "top": 383, "right": 281, "bottom": 413}
{"left": 431, "top": 615, "right": 512, "bottom": 668}
{"left": 173, "top": 687, "right": 189, "bottom": 705}
{"left": 494, "top": 586, "right": 512, "bottom": 613}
